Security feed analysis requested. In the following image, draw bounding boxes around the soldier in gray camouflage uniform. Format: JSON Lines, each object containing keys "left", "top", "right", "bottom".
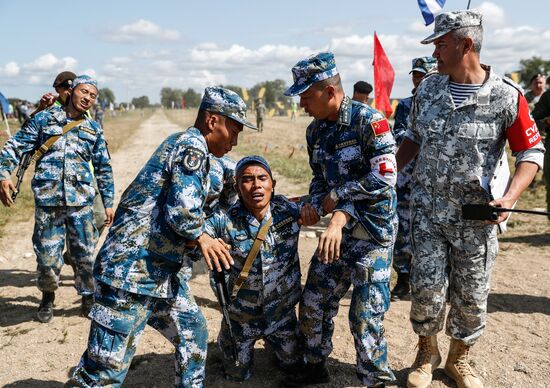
{"left": 0, "top": 75, "right": 114, "bottom": 323}
{"left": 396, "top": 10, "right": 545, "bottom": 388}
{"left": 284, "top": 52, "right": 398, "bottom": 387}
{"left": 67, "top": 87, "right": 255, "bottom": 388}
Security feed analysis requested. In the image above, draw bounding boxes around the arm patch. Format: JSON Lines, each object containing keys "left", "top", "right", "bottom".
{"left": 181, "top": 147, "right": 206, "bottom": 172}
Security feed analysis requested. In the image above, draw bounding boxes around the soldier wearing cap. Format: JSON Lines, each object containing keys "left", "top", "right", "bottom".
{"left": 0, "top": 75, "right": 114, "bottom": 323}
{"left": 284, "top": 52, "right": 397, "bottom": 387}
{"left": 30, "top": 71, "right": 108, "bottom": 287}
{"left": 30, "top": 71, "right": 77, "bottom": 118}
{"left": 396, "top": 10, "right": 544, "bottom": 388}
{"left": 352, "top": 80, "right": 373, "bottom": 104}
{"left": 390, "top": 56, "right": 436, "bottom": 302}
{"left": 68, "top": 86, "right": 254, "bottom": 388}
{"left": 202, "top": 155, "right": 316, "bottom": 381}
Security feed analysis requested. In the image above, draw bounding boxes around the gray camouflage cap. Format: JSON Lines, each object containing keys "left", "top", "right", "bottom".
{"left": 409, "top": 56, "right": 437, "bottom": 74}
{"left": 284, "top": 52, "right": 338, "bottom": 96}
{"left": 421, "top": 10, "right": 482, "bottom": 44}
{"left": 200, "top": 86, "right": 256, "bottom": 129}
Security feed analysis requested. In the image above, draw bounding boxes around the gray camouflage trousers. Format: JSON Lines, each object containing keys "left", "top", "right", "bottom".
{"left": 410, "top": 209, "right": 498, "bottom": 345}
{"left": 299, "top": 235, "right": 395, "bottom": 386}
{"left": 68, "top": 281, "right": 208, "bottom": 387}
{"left": 33, "top": 205, "right": 97, "bottom": 295}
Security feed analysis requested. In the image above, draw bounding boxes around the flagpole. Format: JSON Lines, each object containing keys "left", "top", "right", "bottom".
{"left": 467, "top": 0, "right": 471, "bottom": 9}
{"left": 3, "top": 113, "right": 10, "bottom": 137}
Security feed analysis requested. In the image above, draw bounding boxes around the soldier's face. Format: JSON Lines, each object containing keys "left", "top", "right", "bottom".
{"left": 205, "top": 114, "right": 243, "bottom": 158}
{"left": 299, "top": 86, "right": 331, "bottom": 119}
{"left": 71, "top": 84, "right": 98, "bottom": 113}
{"left": 237, "top": 164, "right": 274, "bottom": 212}
{"left": 412, "top": 71, "right": 425, "bottom": 89}
{"left": 432, "top": 33, "right": 464, "bottom": 75}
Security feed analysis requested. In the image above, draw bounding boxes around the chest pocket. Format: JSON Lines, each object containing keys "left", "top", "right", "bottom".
{"left": 334, "top": 137, "right": 363, "bottom": 177}
{"left": 77, "top": 128, "right": 98, "bottom": 157}
{"left": 458, "top": 123, "right": 496, "bottom": 140}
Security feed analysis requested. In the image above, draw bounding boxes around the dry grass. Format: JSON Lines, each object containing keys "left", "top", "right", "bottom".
{"left": 165, "top": 109, "right": 313, "bottom": 183}
{"left": 0, "top": 109, "right": 154, "bottom": 235}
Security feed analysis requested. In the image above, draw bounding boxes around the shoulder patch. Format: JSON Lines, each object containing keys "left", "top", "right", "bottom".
{"left": 371, "top": 118, "right": 391, "bottom": 136}
{"left": 182, "top": 147, "right": 206, "bottom": 172}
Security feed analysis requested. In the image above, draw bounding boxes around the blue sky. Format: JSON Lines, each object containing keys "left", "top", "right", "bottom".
{"left": 0, "top": 0, "right": 548, "bottom": 103}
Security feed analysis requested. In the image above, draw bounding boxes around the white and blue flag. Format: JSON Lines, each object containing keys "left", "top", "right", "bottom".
{"left": 417, "top": 0, "right": 446, "bottom": 25}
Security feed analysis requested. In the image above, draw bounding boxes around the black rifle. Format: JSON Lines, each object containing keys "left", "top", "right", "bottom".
{"left": 212, "top": 268, "right": 239, "bottom": 365}
{"left": 11, "top": 152, "right": 32, "bottom": 202}
{"left": 462, "top": 204, "right": 550, "bottom": 221}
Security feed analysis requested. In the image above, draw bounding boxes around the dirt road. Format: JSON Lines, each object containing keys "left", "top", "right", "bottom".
{"left": 0, "top": 110, "right": 548, "bottom": 387}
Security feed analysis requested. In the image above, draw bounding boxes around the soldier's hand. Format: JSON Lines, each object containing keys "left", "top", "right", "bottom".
{"left": 197, "top": 233, "right": 234, "bottom": 272}
{"left": 298, "top": 204, "right": 320, "bottom": 226}
{"left": 38, "top": 93, "right": 56, "bottom": 110}
{"left": 0, "top": 179, "right": 16, "bottom": 207}
{"left": 486, "top": 198, "right": 514, "bottom": 224}
{"left": 316, "top": 211, "right": 349, "bottom": 264}
{"left": 104, "top": 208, "right": 114, "bottom": 227}
{"left": 322, "top": 193, "right": 337, "bottom": 214}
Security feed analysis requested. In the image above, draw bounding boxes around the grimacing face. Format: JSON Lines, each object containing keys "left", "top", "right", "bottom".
{"left": 205, "top": 113, "right": 243, "bottom": 158}
{"left": 237, "top": 164, "right": 274, "bottom": 213}
{"left": 71, "top": 84, "right": 98, "bottom": 113}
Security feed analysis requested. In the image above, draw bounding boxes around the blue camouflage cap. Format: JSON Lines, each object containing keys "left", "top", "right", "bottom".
{"left": 236, "top": 155, "right": 272, "bottom": 179}
{"left": 409, "top": 56, "right": 437, "bottom": 74}
{"left": 200, "top": 86, "right": 256, "bottom": 129}
{"left": 284, "top": 52, "right": 339, "bottom": 96}
{"left": 421, "top": 10, "right": 483, "bottom": 44}
{"left": 71, "top": 75, "right": 98, "bottom": 91}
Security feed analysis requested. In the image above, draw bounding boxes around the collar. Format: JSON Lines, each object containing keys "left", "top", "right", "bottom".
{"left": 444, "top": 64, "right": 494, "bottom": 107}
{"left": 337, "top": 95, "right": 352, "bottom": 126}
{"left": 187, "top": 126, "right": 209, "bottom": 151}
{"left": 233, "top": 200, "right": 273, "bottom": 226}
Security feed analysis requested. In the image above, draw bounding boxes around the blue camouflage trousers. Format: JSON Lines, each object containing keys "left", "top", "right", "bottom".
{"left": 33, "top": 205, "right": 97, "bottom": 295}
{"left": 68, "top": 281, "right": 208, "bottom": 387}
{"left": 410, "top": 209, "right": 498, "bottom": 345}
{"left": 393, "top": 198, "right": 412, "bottom": 274}
{"left": 299, "top": 235, "right": 395, "bottom": 386}
{"left": 218, "top": 309, "right": 301, "bottom": 381}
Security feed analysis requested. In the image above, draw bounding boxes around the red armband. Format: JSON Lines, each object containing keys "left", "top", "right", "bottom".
{"left": 506, "top": 93, "right": 541, "bottom": 152}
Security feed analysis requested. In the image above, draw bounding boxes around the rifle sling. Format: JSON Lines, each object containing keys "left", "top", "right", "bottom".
{"left": 230, "top": 215, "right": 272, "bottom": 300}
{"left": 31, "top": 119, "right": 85, "bottom": 163}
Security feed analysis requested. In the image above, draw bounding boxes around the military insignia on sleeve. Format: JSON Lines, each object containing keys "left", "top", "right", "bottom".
{"left": 182, "top": 147, "right": 205, "bottom": 171}
{"left": 371, "top": 119, "right": 390, "bottom": 136}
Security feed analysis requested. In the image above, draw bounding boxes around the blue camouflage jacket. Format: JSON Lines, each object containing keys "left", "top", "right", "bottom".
{"left": 205, "top": 195, "right": 302, "bottom": 327}
{"left": 94, "top": 127, "right": 210, "bottom": 298}
{"left": 306, "top": 96, "right": 397, "bottom": 246}
{"left": 0, "top": 105, "right": 114, "bottom": 207}
{"left": 393, "top": 96, "right": 416, "bottom": 197}
{"left": 204, "top": 155, "right": 237, "bottom": 216}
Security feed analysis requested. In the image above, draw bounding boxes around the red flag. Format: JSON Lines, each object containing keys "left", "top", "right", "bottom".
{"left": 373, "top": 32, "right": 395, "bottom": 118}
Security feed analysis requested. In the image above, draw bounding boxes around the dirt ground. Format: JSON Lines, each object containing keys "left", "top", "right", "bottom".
{"left": 0, "top": 110, "right": 549, "bottom": 388}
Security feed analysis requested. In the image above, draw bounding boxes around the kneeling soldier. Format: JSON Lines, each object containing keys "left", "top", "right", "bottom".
{"left": 205, "top": 155, "right": 315, "bottom": 381}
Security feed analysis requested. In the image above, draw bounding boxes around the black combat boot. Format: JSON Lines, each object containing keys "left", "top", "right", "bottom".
{"left": 390, "top": 272, "right": 410, "bottom": 301}
{"left": 81, "top": 294, "right": 94, "bottom": 318}
{"left": 36, "top": 291, "right": 55, "bottom": 323}
{"left": 282, "top": 360, "right": 330, "bottom": 387}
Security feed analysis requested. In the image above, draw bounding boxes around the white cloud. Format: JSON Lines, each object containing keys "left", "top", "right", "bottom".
{"left": 477, "top": 2, "right": 506, "bottom": 27}
{"left": 23, "top": 53, "right": 77, "bottom": 73}
{"left": 0, "top": 61, "right": 20, "bottom": 77}
{"left": 106, "top": 19, "right": 181, "bottom": 43}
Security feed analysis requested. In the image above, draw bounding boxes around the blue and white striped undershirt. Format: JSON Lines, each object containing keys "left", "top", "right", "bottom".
{"left": 449, "top": 81, "right": 482, "bottom": 105}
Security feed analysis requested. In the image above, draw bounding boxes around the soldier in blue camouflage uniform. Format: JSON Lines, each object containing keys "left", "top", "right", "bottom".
{"left": 204, "top": 155, "right": 315, "bottom": 381}
{"left": 0, "top": 75, "right": 114, "bottom": 323}
{"left": 397, "top": 11, "right": 545, "bottom": 388}
{"left": 391, "top": 56, "right": 436, "bottom": 301}
{"left": 67, "top": 87, "right": 255, "bottom": 388}
{"left": 204, "top": 155, "right": 237, "bottom": 215}
{"left": 284, "top": 52, "right": 398, "bottom": 387}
